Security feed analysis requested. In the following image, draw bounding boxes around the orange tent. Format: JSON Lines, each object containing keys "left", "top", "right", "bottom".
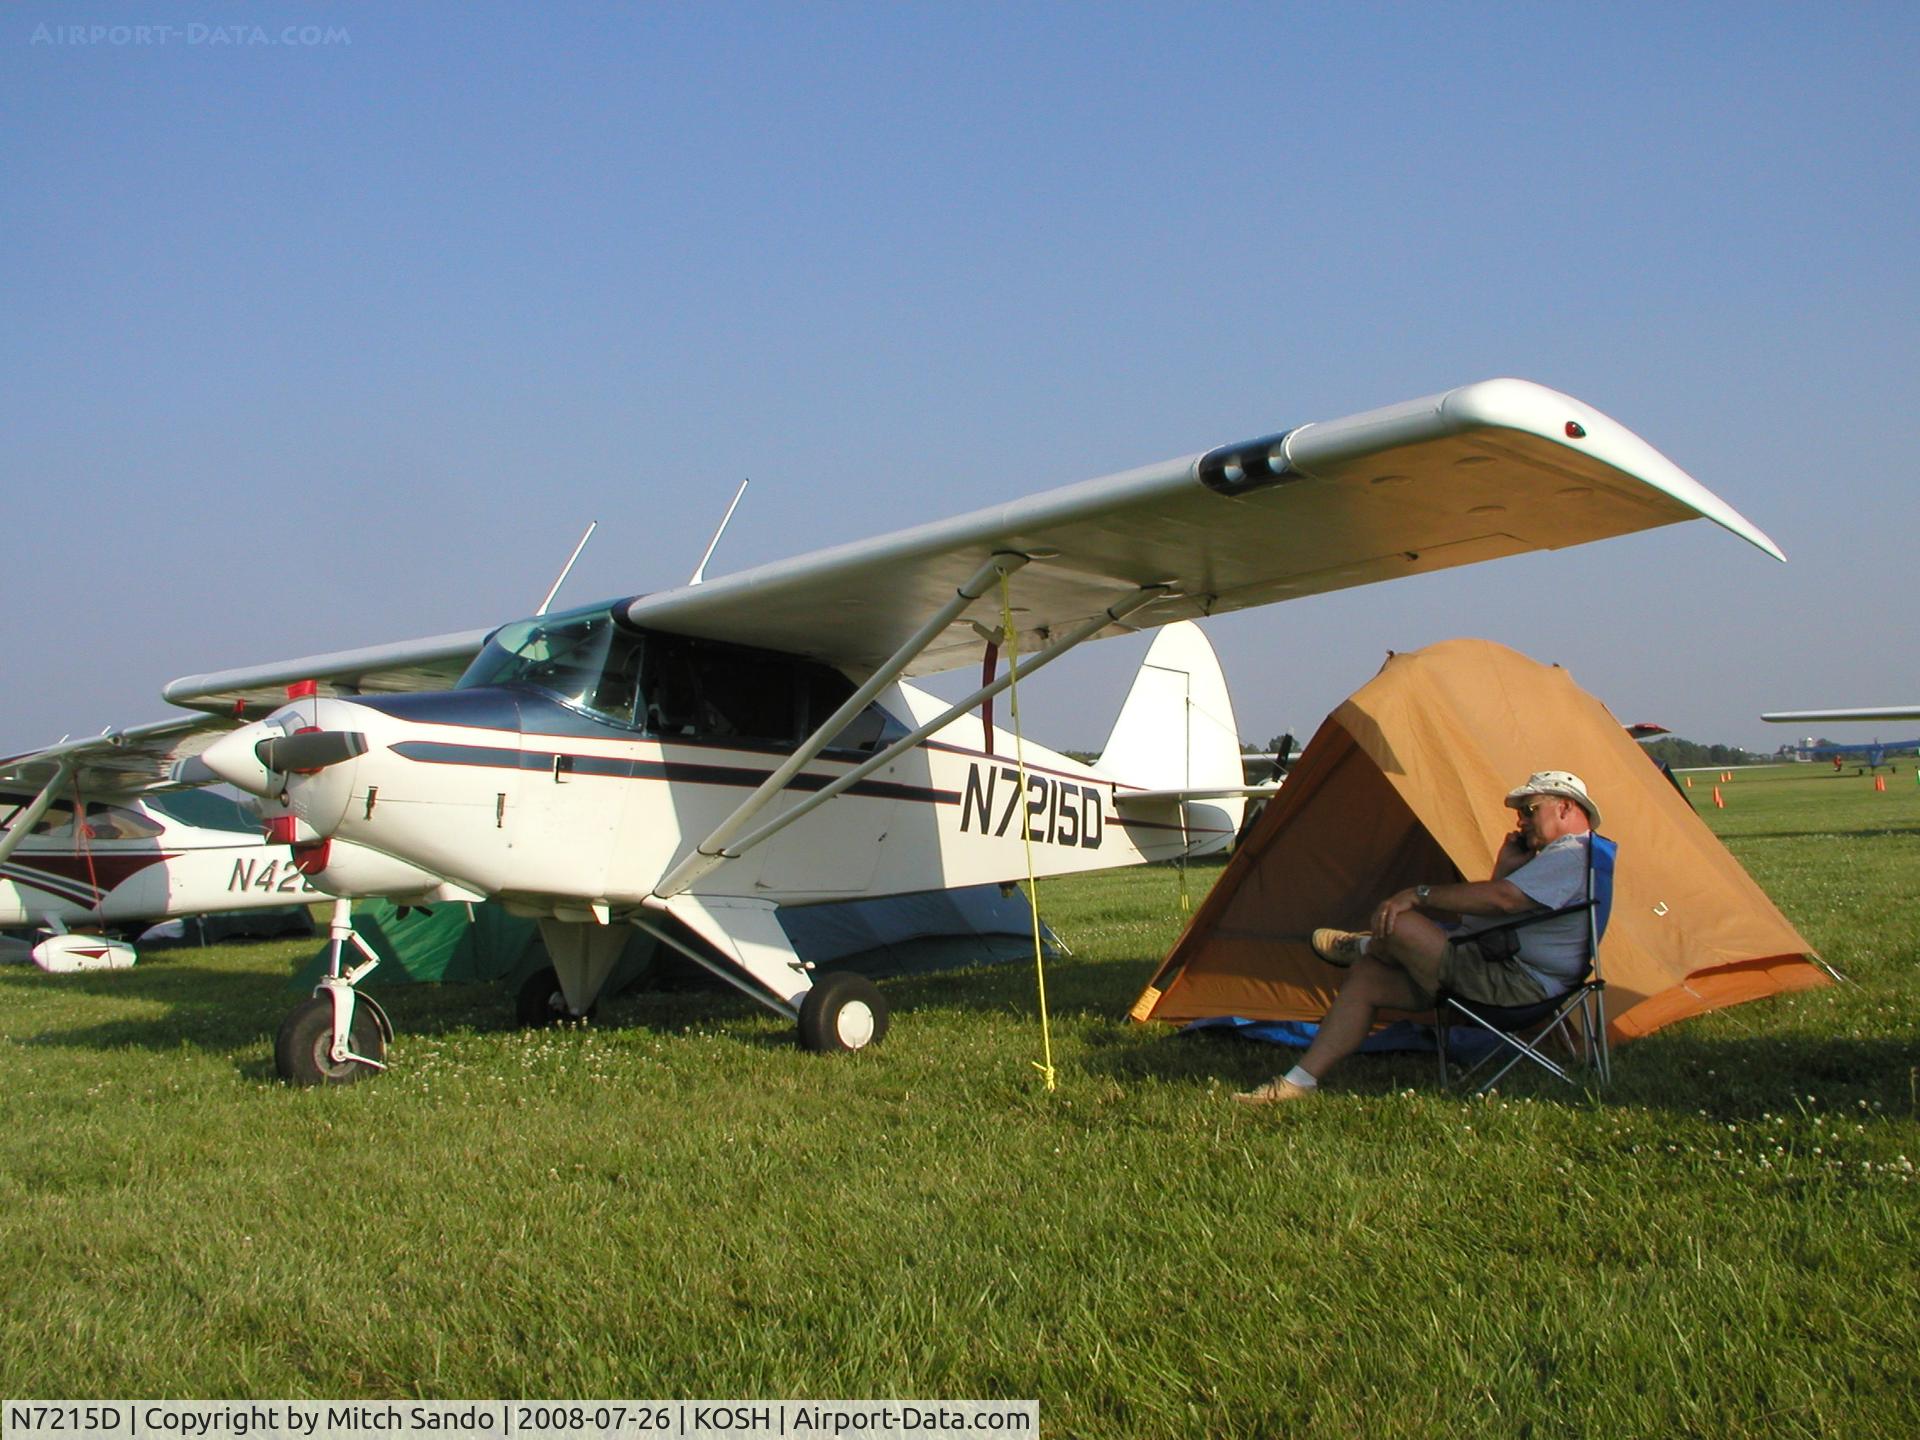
{"left": 1131, "top": 639, "right": 1826, "bottom": 1042}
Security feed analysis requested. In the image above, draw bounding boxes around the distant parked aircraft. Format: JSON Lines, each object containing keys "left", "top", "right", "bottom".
{"left": 0, "top": 719, "right": 323, "bottom": 971}
{"left": 2, "top": 715, "right": 485, "bottom": 1081}
{"left": 1762, "top": 705, "right": 1920, "bottom": 767}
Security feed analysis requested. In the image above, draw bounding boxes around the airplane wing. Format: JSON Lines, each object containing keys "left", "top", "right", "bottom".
{"left": 165, "top": 626, "right": 496, "bottom": 718}
{"left": 164, "top": 379, "right": 1782, "bottom": 704}
{"left": 619, "top": 377, "right": 1782, "bottom": 674}
{"left": 1763, "top": 706, "right": 1920, "bottom": 724}
{"left": 0, "top": 715, "right": 237, "bottom": 799}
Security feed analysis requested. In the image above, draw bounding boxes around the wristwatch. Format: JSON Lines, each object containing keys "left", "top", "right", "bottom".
{"left": 1415, "top": 884, "right": 1432, "bottom": 904}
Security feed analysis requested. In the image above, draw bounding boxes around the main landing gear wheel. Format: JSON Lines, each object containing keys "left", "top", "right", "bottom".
{"left": 515, "top": 966, "right": 597, "bottom": 1028}
{"left": 797, "top": 971, "right": 889, "bottom": 1054}
{"left": 275, "top": 996, "right": 385, "bottom": 1086}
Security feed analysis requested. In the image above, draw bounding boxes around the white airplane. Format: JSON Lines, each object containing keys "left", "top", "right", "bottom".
{"left": 163, "top": 379, "right": 1783, "bottom": 1076}
{"left": 1762, "top": 705, "right": 1920, "bottom": 768}
{"left": 0, "top": 718, "right": 333, "bottom": 971}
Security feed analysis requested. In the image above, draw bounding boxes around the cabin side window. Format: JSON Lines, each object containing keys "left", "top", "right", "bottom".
{"left": 638, "top": 633, "right": 903, "bottom": 751}
{"left": 0, "top": 800, "right": 163, "bottom": 839}
{"left": 78, "top": 804, "right": 166, "bottom": 840}
{"left": 458, "top": 607, "right": 904, "bottom": 748}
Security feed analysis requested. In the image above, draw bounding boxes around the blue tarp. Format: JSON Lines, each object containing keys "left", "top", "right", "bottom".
{"left": 1182, "top": 1015, "right": 1504, "bottom": 1062}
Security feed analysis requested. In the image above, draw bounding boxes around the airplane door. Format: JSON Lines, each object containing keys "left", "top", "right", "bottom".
{"left": 509, "top": 726, "right": 621, "bottom": 901}
{"left": 755, "top": 759, "right": 891, "bottom": 896}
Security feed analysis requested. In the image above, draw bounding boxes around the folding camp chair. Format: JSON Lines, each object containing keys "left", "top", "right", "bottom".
{"left": 1434, "top": 833, "right": 1616, "bottom": 1093}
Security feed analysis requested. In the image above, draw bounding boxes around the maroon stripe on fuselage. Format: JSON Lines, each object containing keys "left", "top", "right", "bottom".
{"left": 3, "top": 851, "right": 174, "bottom": 891}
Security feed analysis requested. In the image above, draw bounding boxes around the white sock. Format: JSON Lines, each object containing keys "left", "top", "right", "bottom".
{"left": 1283, "top": 1065, "right": 1318, "bottom": 1089}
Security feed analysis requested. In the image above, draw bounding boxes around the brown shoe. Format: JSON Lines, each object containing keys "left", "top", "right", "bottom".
{"left": 1233, "top": 1077, "right": 1315, "bottom": 1105}
{"left": 1311, "top": 927, "right": 1369, "bottom": 967}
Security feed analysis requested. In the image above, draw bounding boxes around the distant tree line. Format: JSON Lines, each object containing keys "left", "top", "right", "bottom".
{"left": 1638, "top": 737, "right": 1764, "bottom": 769}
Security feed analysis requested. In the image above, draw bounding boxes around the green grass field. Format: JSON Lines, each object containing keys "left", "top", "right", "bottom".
{"left": 3, "top": 764, "right": 1916, "bottom": 1436}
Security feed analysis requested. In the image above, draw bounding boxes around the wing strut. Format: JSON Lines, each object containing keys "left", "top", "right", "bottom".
{"left": 654, "top": 552, "right": 1028, "bottom": 897}
{"left": 653, "top": 572, "right": 1174, "bottom": 898}
{"left": 0, "top": 759, "right": 74, "bottom": 869}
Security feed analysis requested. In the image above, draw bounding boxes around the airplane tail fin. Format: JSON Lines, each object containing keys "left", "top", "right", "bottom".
{"left": 1097, "top": 622, "right": 1248, "bottom": 855}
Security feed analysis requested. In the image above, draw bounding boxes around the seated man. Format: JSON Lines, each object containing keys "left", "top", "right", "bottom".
{"left": 1235, "top": 770, "right": 1602, "bottom": 1105}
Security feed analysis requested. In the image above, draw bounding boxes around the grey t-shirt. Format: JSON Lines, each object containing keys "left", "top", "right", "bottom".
{"left": 1463, "top": 832, "right": 1593, "bottom": 992}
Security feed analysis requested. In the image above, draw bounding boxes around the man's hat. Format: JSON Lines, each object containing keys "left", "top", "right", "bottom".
{"left": 1506, "top": 770, "right": 1602, "bottom": 827}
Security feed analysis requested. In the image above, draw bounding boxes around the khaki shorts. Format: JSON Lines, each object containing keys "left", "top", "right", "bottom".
{"left": 1434, "top": 936, "right": 1552, "bottom": 1008}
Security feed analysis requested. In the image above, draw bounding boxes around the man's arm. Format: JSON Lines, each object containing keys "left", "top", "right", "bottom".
{"left": 1372, "top": 873, "right": 1537, "bottom": 939}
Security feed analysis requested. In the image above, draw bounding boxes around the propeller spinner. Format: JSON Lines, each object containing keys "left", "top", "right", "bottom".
{"left": 196, "top": 718, "right": 366, "bottom": 796}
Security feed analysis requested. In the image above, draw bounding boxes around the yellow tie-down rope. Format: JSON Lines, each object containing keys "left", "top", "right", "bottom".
{"left": 998, "top": 574, "right": 1056, "bottom": 1093}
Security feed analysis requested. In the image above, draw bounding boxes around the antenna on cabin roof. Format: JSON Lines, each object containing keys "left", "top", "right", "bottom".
{"left": 690, "top": 479, "right": 750, "bottom": 586}
{"left": 535, "top": 521, "right": 598, "bottom": 617}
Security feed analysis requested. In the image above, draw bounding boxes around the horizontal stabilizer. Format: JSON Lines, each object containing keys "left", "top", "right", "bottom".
{"left": 1116, "top": 783, "right": 1282, "bottom": 804}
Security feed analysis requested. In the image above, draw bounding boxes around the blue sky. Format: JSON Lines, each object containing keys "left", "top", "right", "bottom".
{"left": 4, "top": 3, "right": 1916, "bottom": 757}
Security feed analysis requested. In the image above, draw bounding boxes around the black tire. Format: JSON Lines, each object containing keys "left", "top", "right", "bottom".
{"left": 274, "top": 995, "right": 386, "bottom": 1086}
{"left": 797, "top": 971, "right": 889, "bottom": 1053}
{"left": 515, "top": 966, "right": 596, "bottom": 1027}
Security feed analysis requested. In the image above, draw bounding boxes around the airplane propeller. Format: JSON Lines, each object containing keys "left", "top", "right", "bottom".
{"left": 256, "top": 730, "right": 368, "bottom": 775}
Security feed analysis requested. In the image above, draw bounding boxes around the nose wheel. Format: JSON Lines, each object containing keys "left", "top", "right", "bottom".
{"left": 274, "top": 896, "right": 391, "bottom": 1086}
{"left": 275, "top": 994, "right": 388, "bottom": 1085}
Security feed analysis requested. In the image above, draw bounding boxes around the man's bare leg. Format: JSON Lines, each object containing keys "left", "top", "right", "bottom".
{"left": 1237, "top": 912, "right": 1460, "bottom": 1104}
{"left": 1294, "top": 954, "right": 1429, "bottom": 1081}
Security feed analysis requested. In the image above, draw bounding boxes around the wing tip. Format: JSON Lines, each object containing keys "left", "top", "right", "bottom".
{"left": 1439, "top": 378, "right": 1785, "bottom": 563}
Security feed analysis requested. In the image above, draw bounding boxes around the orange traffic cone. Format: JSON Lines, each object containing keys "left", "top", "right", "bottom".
{"left": 1875, "top": 774, "right": 1887, "bottom": 793}
{"left": 1713, "top": 786, "right": 1725, "bottom": 808}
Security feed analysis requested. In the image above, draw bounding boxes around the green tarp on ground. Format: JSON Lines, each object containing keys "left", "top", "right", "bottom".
{"left": 294, "top": 898, "right": 547, "bottom": 988}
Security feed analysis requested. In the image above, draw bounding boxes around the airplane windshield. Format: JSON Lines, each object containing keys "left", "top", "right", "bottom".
{"left": 457, "top": 604, "right": 645, "bottom": 724}
{"left": 457, "top": 604, "right": 906, "bottom": 748}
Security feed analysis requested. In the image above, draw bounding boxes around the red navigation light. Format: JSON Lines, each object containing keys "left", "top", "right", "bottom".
{"left": 1565, "top": 421, "right": 1587, "bottom": 439}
